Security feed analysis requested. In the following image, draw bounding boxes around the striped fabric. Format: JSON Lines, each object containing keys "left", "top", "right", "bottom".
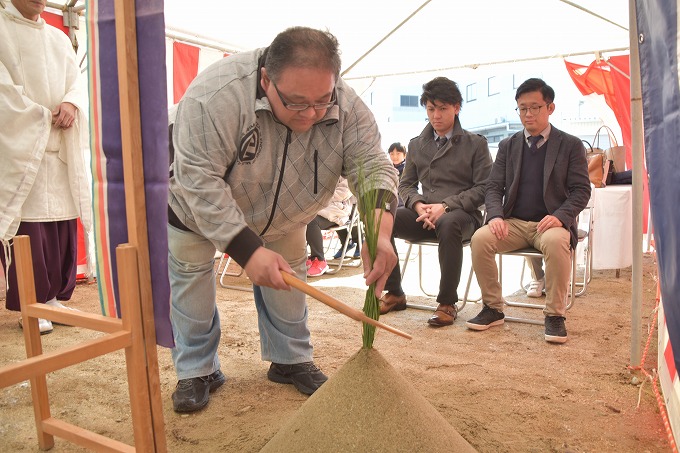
{"left": 86, "top": 0, "right": 173, "bottom": 347}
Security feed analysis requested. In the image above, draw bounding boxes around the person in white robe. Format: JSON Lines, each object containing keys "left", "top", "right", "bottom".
{"left": 0, "top": 0, "right": 92, "bottom": 334}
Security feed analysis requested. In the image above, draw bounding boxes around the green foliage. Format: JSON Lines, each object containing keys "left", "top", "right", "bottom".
{"left": 356, "top": 162, "right": 385, "bottom": 349}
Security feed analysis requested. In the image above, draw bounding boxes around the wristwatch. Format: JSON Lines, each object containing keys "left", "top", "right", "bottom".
{"left": 442, "top": 202, "right": 451, "bottom": 213}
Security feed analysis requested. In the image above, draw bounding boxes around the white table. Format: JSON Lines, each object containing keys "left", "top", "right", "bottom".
{"left": 591, "top": 185, "right": 633, "bottom": 270}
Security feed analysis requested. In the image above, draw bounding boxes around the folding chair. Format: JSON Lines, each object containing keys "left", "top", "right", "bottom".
{"left": 518, "top": 206, "right": 594, "bottom": 298}
{"left": 325, "top": 204, "right": 363, "bottom": 274}
{"left": 498, "top": 246, "right": 577, "bottom": 325}
{"left": 215, "top": 252, "right": 252, "bottom": 292}
{"left": 399, "top": 239, "right": 480, "bottom": 312}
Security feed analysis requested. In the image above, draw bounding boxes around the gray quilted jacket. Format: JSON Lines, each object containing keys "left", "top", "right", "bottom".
{"left": 169, "top": 47, "right": 397, "bottom": 264}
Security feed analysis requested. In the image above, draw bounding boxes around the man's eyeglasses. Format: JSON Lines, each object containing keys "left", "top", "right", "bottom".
{"left": 515, "top": 104, "right": 549, "bottom": 116}
{"left": 272, "top": 81, "right": 337, "bottom": 111}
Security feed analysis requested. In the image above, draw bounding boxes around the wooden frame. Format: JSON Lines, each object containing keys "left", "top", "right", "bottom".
{"left": 0, "top": 236, "right": 164, "bottom": 451}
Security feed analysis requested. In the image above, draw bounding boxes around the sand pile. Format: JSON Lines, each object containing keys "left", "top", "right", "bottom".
{"left": 261, "top": 347, "right": 477, "bottom": 452}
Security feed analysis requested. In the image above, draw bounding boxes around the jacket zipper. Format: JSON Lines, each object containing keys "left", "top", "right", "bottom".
{"left": 260, "top": 128, "right": 291, "bottom": 236}
{"left": 314, "top": 149, "right": 318, "bottom": 194}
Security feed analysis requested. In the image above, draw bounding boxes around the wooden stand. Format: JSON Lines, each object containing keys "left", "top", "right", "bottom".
{"left": 0, "top": 236, "right": 166, "bottom": 452}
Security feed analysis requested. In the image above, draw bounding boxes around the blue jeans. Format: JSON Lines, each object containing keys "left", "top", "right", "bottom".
{"left": 168, "top": 224, "right": 312, "bottom": 380}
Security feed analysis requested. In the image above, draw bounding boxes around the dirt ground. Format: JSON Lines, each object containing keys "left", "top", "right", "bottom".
{"left": 0, "top": 247, "right": 669, "bottom": 452}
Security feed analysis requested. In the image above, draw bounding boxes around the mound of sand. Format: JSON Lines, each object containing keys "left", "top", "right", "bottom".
{"left": 261, "top": 347, "right": 477, "bottom": 452}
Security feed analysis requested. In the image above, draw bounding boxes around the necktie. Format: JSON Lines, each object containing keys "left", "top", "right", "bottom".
{"left": 528, "top": 135, "right": 542, "bottom": 150}
{"left": 436, "top": 136, "right": 448, "bottom": 149}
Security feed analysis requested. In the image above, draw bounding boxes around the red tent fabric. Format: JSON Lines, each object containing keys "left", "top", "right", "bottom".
{"left": 43, "top": 11, "right": 69, "bottom": 35}
{"left": 173, "top": 41, "right": 199, "bottom": 104}
{"left": 565, "top": 56, "right": 649, "bottom": 233}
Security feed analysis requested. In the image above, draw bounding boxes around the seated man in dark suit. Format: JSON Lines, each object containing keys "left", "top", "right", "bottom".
{"left": 379, "top": 77, "right": 492, "bottom": 327}
{"left": 467, "top": 78, "right": 591, "bottom": 343}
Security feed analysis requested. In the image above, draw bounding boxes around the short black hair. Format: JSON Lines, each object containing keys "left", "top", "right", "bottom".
{"left": 420, "top": 77, "right": 463, "bottom": 108}
{"left": 388, "top": 142, "right": 406, "bottom": 154}
{"left": 515, "top": 78, "right": 555, "bottom": 104}
{"left": 265, "top": 27, "right": 341, "bottom": 83}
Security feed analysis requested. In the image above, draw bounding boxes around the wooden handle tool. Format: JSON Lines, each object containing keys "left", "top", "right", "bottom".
{"left": 281, "top": 272, "right": 412, "bottom": 340}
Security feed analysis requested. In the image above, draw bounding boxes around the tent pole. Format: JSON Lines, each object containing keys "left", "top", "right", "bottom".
{"left": 629, "top": 0, "right": 643, "bottom": 367}
{"left": 341, "top": 0, "right": 432, "bottom": 77}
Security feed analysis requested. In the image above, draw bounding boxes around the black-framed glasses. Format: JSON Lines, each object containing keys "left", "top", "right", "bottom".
{"left": 271, "top": 81, "right": 337, "bottom": 111}
{"left": 515, "top": 104, "right": 549, "bottom": 116}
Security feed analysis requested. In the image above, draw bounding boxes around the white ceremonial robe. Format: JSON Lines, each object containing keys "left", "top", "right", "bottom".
{"left": 0, "top": 3, "right": 92, "bottom": 244}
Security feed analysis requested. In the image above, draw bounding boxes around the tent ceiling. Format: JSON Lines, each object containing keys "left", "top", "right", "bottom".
{"left": 46, "top": 0, "right": 629, "bottom": 80}
{"left": 163, "top": 0, "right": 629, "bottom": 79}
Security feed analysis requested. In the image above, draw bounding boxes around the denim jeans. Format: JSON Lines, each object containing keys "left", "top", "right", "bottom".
{"left": 168, "top": 224, "right": 313, "bottom": 380}
{"left": 253, "top": 226, "right": 312, "bottom": 363}
{"left": 168, "top": 224, "right": 221, "bottom": 380}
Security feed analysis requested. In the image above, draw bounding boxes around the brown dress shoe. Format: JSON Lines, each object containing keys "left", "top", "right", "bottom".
{"left": 379, "top": 293, "right": 407, "bottom": 314}
{"left": 427, "top": 303, "right": 457, "bottom": 327}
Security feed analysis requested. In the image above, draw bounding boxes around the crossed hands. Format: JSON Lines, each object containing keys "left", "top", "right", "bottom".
{"left": 52, "top": 102, "right": 77, "bottom": 129}
{"left": 414, "top": 202, "right": 445, "bottom": 230}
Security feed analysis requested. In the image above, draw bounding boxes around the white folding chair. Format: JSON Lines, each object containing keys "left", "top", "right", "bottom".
{"left": 518, "top": 206, "right": 594, "bottom": 298}
{"left": 325, "top": 204, "right": 363, "bottom": 274}
{"left": 399, "top": 239, "right": 480, "bottom": 313}
{"left": 497, "top": 247, "right": 577, "bottom": 325}
{"left": 215, "top": 252, "right": 252, "bottom": 292}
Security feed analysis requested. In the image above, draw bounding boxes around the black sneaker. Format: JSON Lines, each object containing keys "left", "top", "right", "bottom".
{"left": 267, "top": 362, "right": 328, "bottom": 395}
{"left": 172, "top": 370, "right": 226, "bottom": 413}
{"left": 545, "top": 316, "right": 568, "bottom": 343}
{"left": 466, "top": 304, "right": 505, "bottom": 331}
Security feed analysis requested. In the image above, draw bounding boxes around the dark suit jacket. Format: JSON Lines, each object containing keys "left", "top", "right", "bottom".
{"left": 485, "top": 125, "right": 591, "bottom": 248}
{"left": 400, "top": 118, "right": 492, "bottom": 226}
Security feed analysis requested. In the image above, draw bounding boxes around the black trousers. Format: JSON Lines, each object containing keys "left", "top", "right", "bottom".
{"left": 385, "top": 207, "right": 479, "bottom": 304}
{"left": 306, "top": 216, "right": 359, "bottom": 260}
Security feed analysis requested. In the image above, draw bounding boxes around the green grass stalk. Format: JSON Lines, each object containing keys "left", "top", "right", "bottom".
{"left": 357, "top": 163, "right": 385, "bottom": 348}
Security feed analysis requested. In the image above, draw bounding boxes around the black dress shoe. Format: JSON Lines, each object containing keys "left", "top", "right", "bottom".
{"left": 172, "top": 370, "right": 226, "bottom": 413}
{"left": 267, "top": 362, "right": 328, "bottom": 395}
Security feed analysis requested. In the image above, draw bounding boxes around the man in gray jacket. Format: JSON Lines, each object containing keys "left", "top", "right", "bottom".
{"left": 379, "top": 77, "right": 492, "bottom": 327}
{"left": 168, "top": 27, "right": 398, "bottom": 413}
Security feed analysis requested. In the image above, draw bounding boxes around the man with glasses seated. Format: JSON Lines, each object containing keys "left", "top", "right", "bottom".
{"left": 467, "top": 78, "right": 591, "bottom": 344}
{"left": 378, "top": 77, "right": 492, "bottom": 328}
{"left": 167, "top": 27, "right": 398, "bottom": 413}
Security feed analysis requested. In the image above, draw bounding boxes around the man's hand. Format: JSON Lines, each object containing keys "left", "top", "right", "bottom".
{"left": 243, "top": 247, "right": 294, "bottom": 291}
{"left": 52, "top": 102, "right": 77, "bottom": 129}
{"left": 414, "top": 202, "right": 439, "bottom": 230}
{"left": 363, "top": 209, "right": 398, "bottom": 297}
{"left": 537, "top": 214, "right": 563, "bottom": 233}
{"left": 488, "top": 217, "right": 509, "bottom": 240}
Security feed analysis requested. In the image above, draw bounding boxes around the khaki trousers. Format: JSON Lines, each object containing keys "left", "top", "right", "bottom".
{"left": 470, "top": 218, "right": 571, "bottom": 317}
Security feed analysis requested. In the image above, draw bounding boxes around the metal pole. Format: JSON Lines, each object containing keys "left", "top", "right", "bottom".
{"left": 629, "top": 0, "right": 643, "bottom": 367}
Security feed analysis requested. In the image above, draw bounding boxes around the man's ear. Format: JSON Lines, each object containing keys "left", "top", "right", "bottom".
{"left": 547, "top": 102, "right": 556, "bottom": 115}
{"left": 260, "top": 68, "right": 269, "bottom": 91}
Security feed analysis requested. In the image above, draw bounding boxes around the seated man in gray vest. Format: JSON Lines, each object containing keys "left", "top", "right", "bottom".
{"left": 467, "top": 78, "right": 591, "bottom": 343}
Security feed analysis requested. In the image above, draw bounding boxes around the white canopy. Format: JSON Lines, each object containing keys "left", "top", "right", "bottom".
{"left": 162, "top": 0, "right": 629, "bottom": 80}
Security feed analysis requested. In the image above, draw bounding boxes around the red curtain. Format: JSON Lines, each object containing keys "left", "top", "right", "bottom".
{"left": 173, "top": 41, "right": 199, "bottom": 104}
{"left": 565, "top": 56, "right": 649, "bottom": 232}
{"left": 43, "top": 11, "right": 69, "bottom": 35}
